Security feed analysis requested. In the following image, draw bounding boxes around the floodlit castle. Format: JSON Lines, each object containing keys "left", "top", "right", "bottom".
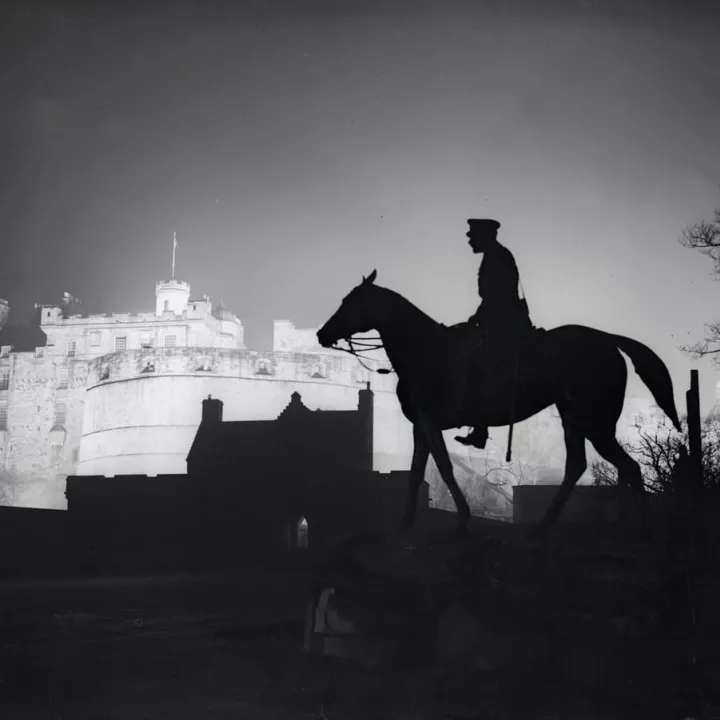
{"left": 0, "top": 279, "right": 406, "bottom": 509}
{"left": 0, "top": 277, "right": 664, "bottom": 512}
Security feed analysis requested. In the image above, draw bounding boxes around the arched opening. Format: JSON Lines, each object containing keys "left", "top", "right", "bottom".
{"left": 296, "top": 516, "right": 309, "bottom": 550}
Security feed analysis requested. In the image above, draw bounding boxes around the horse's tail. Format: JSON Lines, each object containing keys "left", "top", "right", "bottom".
{"left": 611, "top": 334, "right": 682, "bottom": 432}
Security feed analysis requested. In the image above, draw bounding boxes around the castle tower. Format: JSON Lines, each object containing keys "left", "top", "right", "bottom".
{"left": 155, "top": 280, "right": 191, "bottom": 316}
{"left": 0, "top": 299, "right": 9, "bottom": 330}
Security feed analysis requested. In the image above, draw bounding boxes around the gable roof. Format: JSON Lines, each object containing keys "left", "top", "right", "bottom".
{"left": 186, "top": 391, "right": 365, "bottom": 468}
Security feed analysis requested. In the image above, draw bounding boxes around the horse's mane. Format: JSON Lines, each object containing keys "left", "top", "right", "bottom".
{"left": 369, "top": 284, "right": 446, "bottom": 334}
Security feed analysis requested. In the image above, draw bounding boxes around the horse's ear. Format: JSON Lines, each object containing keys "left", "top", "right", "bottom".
{"left": 362, "top": 269, "right": 377, "bottom": 285}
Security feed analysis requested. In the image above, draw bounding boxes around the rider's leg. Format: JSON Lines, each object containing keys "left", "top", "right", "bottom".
{"left": 452, "top": 328, "right": 490, "bottom": 449}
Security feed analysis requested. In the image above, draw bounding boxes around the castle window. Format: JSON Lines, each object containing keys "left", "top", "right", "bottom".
{"left": 56, "top": 366, "right": 69, "bottom": 390}
{"left": 54, "top": 403, "right": 66, "bottom": 426}
{"left": 196, "top": 356, "right": 211, "bottom": 372}
{"left": 0, "top": 347, "right": 9, "bottom": 358}
{"left": 67, "top": 341, "right": 76, "bottom": 358}
{"left": 311, "top": 362, "right": 326, "bottom": 379}
{"left": 0, "top": 369, "right": 9, "bottom": 391}
{"left": 0, "top": 403, "right": 7, "bottom": 428}
{"left": 164, "top": 300, "right": 170, "bottom": 312}
{"left": 115, "top": 337, "right": 127, "bottom": 352}
{"left": 165, "top": 335, "right": 177, "bottom": 348}
{"left": 72, "top": 448, "right": 79, "bottom": 463}
{"left": 35, "top": 347, "right": 44, "bottom": 358}
{"left": 255, "top": 360, "right": 271, "bottom": 375}
{"left": 140, "top": 333, "right": 153, "bottom": 348}
{"left": 89, "top": 331, "right": 100, "bottom": 346}
{"left": 296, "top": 517, "right": 309, "bottom": 550}
{"left": 100, "top": 364, "right": 110, "bottom": 381}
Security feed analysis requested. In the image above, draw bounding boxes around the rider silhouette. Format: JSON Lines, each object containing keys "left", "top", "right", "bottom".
{"left": 454, "top": 219, "right": 533, "bottom": 449}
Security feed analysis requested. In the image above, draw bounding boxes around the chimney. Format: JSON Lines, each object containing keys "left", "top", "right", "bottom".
{"left": 358, "top": 381, "right": 374, "bottom": 470}
{"left": 202, "top": 394, "right": 223, "bottom": 423}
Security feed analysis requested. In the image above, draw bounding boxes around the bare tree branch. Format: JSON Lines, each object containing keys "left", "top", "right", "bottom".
{"left": 591, "top": 458, "right": 618, "bottom": 486}
{"left": 678, "top": 204, "right": 720, "bottom": 361}
{"left": 591, "top": 414, "right": 720, "bottom": 492}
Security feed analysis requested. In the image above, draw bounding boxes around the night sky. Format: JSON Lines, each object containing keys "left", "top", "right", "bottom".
{"left": 2, "top": 0, "right": 719, "bottom": 412}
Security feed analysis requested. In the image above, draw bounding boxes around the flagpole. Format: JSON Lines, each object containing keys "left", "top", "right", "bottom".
{"left": 172, "top": 232, "right": 177, "bottom": 279}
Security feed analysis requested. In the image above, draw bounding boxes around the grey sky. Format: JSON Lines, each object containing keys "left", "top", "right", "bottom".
{"left": 1, "top": 0, "right": 719, "bottom": 412}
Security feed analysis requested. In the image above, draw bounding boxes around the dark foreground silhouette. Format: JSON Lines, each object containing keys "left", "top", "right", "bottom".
{"left": 317, "top": 271, "right": 682, "bottom": 535}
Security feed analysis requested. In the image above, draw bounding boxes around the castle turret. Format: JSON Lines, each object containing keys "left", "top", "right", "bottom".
{"left": 155, "top": 279, "right": 191, "bottom": 316}
{"left": 212, "top": 300, "right": 245, "bottom": 348}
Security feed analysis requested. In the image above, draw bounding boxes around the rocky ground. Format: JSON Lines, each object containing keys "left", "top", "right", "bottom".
{"left": 1, "top": 515, "right": 719, "bottom": 720}
{"left": 308, "top": 512, "right": 720, "bottom": 720}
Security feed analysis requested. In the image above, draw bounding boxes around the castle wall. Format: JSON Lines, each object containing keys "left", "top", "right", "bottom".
{"left": 0, "top": 281, "right": 251, "bottom": 509}
{"left": 38, "top": 293, "right": 244, "bottom": 359}
{"left": 78, "top": 346, "right": 404, "bottom": 478}
{"left": 40, "top": 311, "right": 242, "bottom": 357}
{"left": 0, "top": 351, "right": 86, "bottom": 509}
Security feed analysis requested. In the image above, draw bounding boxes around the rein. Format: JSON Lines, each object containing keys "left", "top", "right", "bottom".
{"left": 330, "top": 336, "right": 395, "bottom": 375}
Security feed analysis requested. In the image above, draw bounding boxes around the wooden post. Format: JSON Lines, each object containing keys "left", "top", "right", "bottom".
{"left": 684, "top": 369, "right": 704, "bottom": 557}
{"left": 685, "top": 369, "right": 703, "bottom": 493}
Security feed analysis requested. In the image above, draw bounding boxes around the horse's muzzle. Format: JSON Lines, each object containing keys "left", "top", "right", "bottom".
{"left": 316, "top": 330, "right": 333, "bottom": 348}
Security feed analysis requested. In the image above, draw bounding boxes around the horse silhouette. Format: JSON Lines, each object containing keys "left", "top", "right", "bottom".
{"left": 317, "top": 270, "right": 682, "bottom": 535}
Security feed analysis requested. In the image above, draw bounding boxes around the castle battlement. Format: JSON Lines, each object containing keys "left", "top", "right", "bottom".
{"left": 84, "top": 346, "right": 394, "bottom": 392}
{"left": 155, "top": 279, "right": 191, "bottom": 292}
{"left": 39, "top": 306, "right": 215, "bottom": 326}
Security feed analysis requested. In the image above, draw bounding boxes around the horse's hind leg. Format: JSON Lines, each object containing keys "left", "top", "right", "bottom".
{"left": 400, "top": 425, "right": 430, "bottom": 532}
{"left": 534, "top": 425, "right": 587, "bottom": 535}
{"left": 588, "top": 431, "right": 649, "bottom": 527}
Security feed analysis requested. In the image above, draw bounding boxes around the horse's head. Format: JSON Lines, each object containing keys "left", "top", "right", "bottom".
{"left": 317, "top": 269, "right": 379, "bottom": 348}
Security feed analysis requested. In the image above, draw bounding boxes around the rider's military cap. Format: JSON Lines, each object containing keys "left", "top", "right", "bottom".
{"left": 467, "top": 219, "right": 501, "bottom": 231}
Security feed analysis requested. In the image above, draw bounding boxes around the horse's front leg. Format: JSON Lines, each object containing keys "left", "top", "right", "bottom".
{"left": 420, "top": 419, "right": 471, "bottom": 535}
{"left": 399, "top": 424, "right": 430, "bottom": 533}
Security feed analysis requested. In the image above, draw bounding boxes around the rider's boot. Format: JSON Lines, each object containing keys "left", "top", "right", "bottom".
{"left": 455, "top": 426, "right": 489, "bottom": 449}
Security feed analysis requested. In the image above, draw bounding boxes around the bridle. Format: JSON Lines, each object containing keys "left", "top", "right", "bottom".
{"left": 329, "top": 335, "right": 395, "bottom": 375}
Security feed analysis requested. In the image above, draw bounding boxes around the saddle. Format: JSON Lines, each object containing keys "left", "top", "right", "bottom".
{"left": 450, "top": 318, "right": 540, "bottom": 370}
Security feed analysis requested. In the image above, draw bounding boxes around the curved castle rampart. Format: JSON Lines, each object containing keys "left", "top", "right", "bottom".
{"left": 78, "top": 346, "right": 406, "bottom": 477}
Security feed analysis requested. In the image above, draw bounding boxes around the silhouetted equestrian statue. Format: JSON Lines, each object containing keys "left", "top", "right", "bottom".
{"left": 317, "top": 251, "right": 682, "bottom": 537}
{"left": 453, "top": 219, "right": 534, "bottom": 450}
